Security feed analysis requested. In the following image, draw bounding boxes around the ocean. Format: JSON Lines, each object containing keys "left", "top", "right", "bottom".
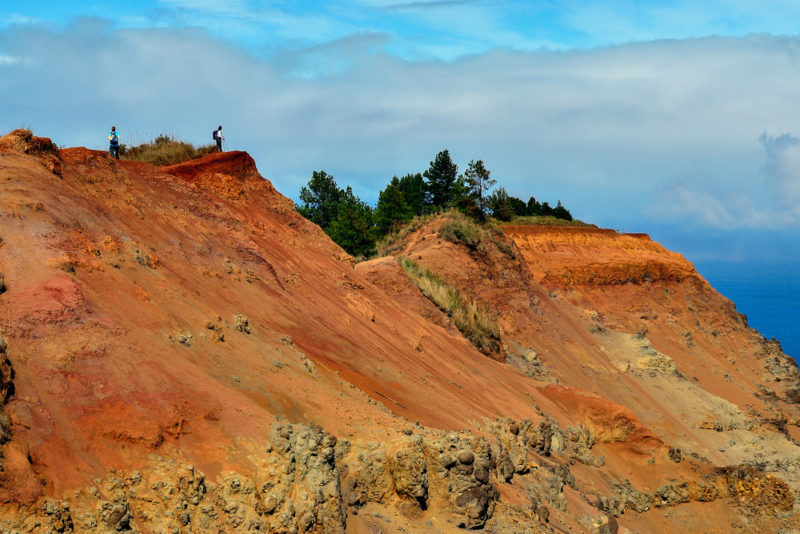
{"left": 695, "top": 261, "right": 800, "bottom": 361}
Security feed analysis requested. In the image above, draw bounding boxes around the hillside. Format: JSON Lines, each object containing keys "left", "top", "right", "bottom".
{"left": 1, "top": 129, "right": 800, "bottom": 533}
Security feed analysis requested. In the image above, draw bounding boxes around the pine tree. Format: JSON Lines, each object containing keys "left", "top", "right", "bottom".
{"left": 375, "top": 177, "right": 413, "bottom": 236}
{"left": 327, "top": 187, "right": 376, "bottom": 258}
{"left": 297, "top": 171, "right": 376, "bottom": 257}
{"left": 526, "top": 196, "right": 542, "bottom": 216}
{"left": 462, "top": 159, "right": 496, "bottom": 217}
{"left": 423, "top": 150, "right": 458, "bottom": 209}
{"left": 297, "top": 170, "right": 342, "bottom": 229}
{"left": 489, "top": 187, "right": 515, "bottom": 221}
{"left": 552, "top": 200, "right": 573, "bottom": 221}
{"left": 396, "top": 173, "right": 427, "bottom": 216}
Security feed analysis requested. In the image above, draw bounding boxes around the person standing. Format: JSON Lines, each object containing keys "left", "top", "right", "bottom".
{"left": 213, "top": 125, "right": 224, "bottom": 152}
{"left": 108, "top": 126, "right": 120, "bottom": 159}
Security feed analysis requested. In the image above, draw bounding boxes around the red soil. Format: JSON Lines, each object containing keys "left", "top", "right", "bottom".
{"left": 2, "top": 129, "right": 799, "bottom": 532}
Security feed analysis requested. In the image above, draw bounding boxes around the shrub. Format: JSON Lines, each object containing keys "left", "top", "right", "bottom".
{"left": 438, "top": 210, "right": 519, "bottom": 259}
{"left": 398, "top": 256, "right": 500, "bottom": 354}
{"left": 438, "top": 210, "right": 497, "bottom": 252}
{"left": 121, "top": 134, "right": 216, "bottom": 166}
{"left": 490, "top": 229, "right": 517, "bottom": 259}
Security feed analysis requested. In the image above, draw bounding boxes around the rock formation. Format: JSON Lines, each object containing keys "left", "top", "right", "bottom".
{"left": 1, "top": 129, "right": 800, "bottom": 532}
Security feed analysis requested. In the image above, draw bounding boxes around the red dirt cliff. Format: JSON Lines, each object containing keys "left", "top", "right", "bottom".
{"left": 1, "top": 129, "right": 800, "bottom": 533}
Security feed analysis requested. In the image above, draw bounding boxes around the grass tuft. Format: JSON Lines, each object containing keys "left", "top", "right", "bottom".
{"left": 375, "top": 213, "right": 434, "bottom": 257}
{"left": 121, "top": 134, "right": 216, "bottom": 166}
{"left": 439, "top": 213, "right": 491, "bottom": 252}
{"left": 438, "top": 210, "right": 516, "bottom": 258}
{"left": 398, "top": 256, "right": 500, "bottom": 354}
{"left": 501, "top": 215, "right": 595, "bottom": 227}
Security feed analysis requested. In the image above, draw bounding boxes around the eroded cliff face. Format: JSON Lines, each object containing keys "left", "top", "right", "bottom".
{"left": 1, "top": 129, "right": 799, "bottom": 533}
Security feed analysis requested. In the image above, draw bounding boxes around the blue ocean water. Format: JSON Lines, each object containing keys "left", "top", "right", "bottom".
{"left": 695, "top": 261, "right": 800, "bottom": 361}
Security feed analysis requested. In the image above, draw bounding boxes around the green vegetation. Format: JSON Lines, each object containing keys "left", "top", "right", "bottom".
{"left": 424, "top": 149, "right": 459, "bottom": 209}
{"left": 439, "top": 211, "right": 517, "bottom": 258}
{"left": 374, "top": 213, "right": 434, "bottom": 257}
{"left": 297, "top": 170, "right": 376, "bottom": 258}
{"left": 509, "top": 215, "right": 594, "bottom": 227}
{"left": 488, "top": 186, "right": 573, "bottom": 222}
{"left": 462, "top": 159, "right": 495, "bottom": 221}
{"left": 120, "top": 134, "right": 216, "bottom": 166}
{"left": 439, "top": 212, "right": 492, "bottom": 252}
{"left": 398, "top": 256, "right": 500, "bottom": 354}
{"left": 295, "top": 148, "right": 579, "bottom": 260}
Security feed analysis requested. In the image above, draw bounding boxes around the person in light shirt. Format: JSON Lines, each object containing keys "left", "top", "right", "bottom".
{"left": 213, "top": 125, "right": 224, "bottom": 152}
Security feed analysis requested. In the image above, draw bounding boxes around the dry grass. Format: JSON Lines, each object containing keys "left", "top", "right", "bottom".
{"left": 439, "top": 212, "right": 492, "bottom": 252}
{"left": 121, "top": 134, "right": 216, "bottom": 166}
{"left": 438, "top": 210, "right": 516, "bottom": 258}
{"left": 398, "top": 256, "right": 500, "bottom": 354}
{"left": 374, "top": 213, "right": 434, "bottom": 257}
{"left": 501, "top": 215, "right": 594, "bottom": 227}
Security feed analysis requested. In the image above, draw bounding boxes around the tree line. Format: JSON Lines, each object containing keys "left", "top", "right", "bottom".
{"left": 296, "top": 149, "right": 573, "bottom": 257}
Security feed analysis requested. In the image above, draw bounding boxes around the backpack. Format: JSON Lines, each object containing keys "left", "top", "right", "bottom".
{"left": 109, "top": 132, "right": 119, "bottom": 146}
{"left": 212, "top": 129, "right": 218, "bottom": 140}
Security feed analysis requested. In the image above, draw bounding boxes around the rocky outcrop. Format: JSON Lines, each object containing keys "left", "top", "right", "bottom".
{"left": 264, "top": 420, "right": 346, "bottom": 533}
{"left": 0, "top": 334, "right": 12, "bottom": 445}
{"left": 602, "top": 463, "right": 794, "bottom": 519}
{"left": 0, "top": 423, "right": 503, "bottom": 533}
{"left": 339, "top": 430, "right": 501, "bottom": 529}
{"left": 0, "top": 129, "right": 61, "bottom": 176}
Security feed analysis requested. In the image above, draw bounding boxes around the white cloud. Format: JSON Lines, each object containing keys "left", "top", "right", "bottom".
{"left": 357, "top": 0, "right": 482, "bottom": 8}
{"left": 649, "top": 186, "right": 795, "bottom": 230}
{"left": 3, "top": 22, "right": 800, "bottom": 243}
{"left": 649, "top": 131, "right": 800, "bottom": 230}
{"left": 157, "top": 0, "right": 251, "bottom": 17}
{"left": 760, "top": 132, "right": 800, "bottom": 211}
{"left": 0, "top": 13, "right": 43, "bottom": 27}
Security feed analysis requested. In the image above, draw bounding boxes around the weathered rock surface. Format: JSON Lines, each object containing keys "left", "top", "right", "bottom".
{"left": 0, "top": 334, "right": 13, "bottom": 445}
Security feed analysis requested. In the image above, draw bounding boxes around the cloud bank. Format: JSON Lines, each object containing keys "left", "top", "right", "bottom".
{"left": 2, "top": 21, "right": 800, "bottom": 261}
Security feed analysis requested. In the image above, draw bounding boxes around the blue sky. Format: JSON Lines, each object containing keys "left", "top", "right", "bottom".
{"left": 8, "top": 1, "right": 800, "bottom": 59}
{"left": 3, "top": 1, "right": 800, "bottom": 266}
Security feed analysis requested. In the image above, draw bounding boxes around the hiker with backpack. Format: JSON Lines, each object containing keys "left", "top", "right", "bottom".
{"left": 213, "top": 125, "right": 224, "bottom": 152}
{"left": 108, "top": 126, "right": 120, "bottom": 159}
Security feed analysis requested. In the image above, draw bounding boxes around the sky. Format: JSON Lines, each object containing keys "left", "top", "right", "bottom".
{"left": 3, "top": 1, "right": 800, "bottom": 269}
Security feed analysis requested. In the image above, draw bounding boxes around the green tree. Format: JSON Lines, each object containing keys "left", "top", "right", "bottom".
{"left": 327, "top": 187, "right": 376, "bottom": 258}
{"left": 552, "top": 200, "right": 573, "bottom": 221}
{"left": 424, "top": 149, "right": 458, "bottom": 209}
{"left": 526, "top": 196, "right": 542, "bottom": 216}
{"left": 488, "top": 187, "right": 515, "bottom": 221}
{"left": 449, "top": 174, "right": 481, "bottom": 220}
{"left": 462, "top": 159, "right": 496, "bottom": 218}
{"left": 396, "top": 173, "right": 427, "bottom": 216}
{"left": 297, "top": 171, "right": 376, "bottom": 257}
{"left": 508, "top": 195, "right": 528, "bottom": 216}
{"left": 297, "top": 170, "right": 342, "bottom": 229}
{"left": 375, "top": 177, "right": 413, "bottom": 236}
